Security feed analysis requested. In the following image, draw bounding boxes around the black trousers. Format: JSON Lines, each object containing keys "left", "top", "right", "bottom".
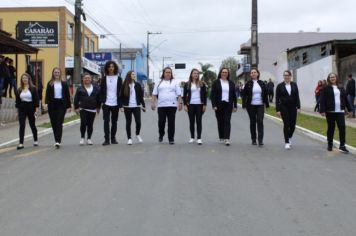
{"left": 247, "top": 105, "right": 264, "bottom": 142}
{"left": 124, "top": 107, "right": 141, "bottom": 139}
{"left": 325, "top": 112, "right": 346, "bottom": 147}
{"left": 102, "top": 104, "right": 119, "bottom": 141}
{"left": 268, "top": 91, "right": 274, "bottom": 102}
{"left": 215, "top": 102, "right": 232, "bottom": 140}
{"left": 48, "top": 99, "right": 66, "bottom": 143}
{"left": 158, "top": 107, "right": 177, "bottom": 142}
{"left": 18, "top": 102, "right": 37, "bottom": 144}
{"left": 187, "top": 104, "right": 203, "bottom": 139}
{"left": 280, "top": 106, "right": 297, "bottom": 143}
{"left": 80, "top": 110, "right": 96, "bottom": 139}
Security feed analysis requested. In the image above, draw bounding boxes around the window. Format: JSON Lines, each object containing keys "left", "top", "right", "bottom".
{"left": 90, "top": 40, "right": 95, "bottom": 52}
{"left": 302, "top": 52, "right": 308, "bottom": 64}
{"left": 84, "top": 36, "right": 89, "bottom": 51}
{"left": 320, "top": 46, "right": 326, "bottom": 56}
{"left": 67, "top": 22, "right": 74, "bottom": 40}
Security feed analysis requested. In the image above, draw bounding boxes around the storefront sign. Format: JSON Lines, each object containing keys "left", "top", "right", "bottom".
{"left": 17, "top": 21, "right": 58, "bottom": 47}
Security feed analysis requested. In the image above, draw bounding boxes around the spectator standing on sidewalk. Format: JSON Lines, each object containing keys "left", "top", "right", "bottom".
{"left": 183, "top": 68, "right": 207, "bottom": 145}
{"left": 211, "top": 68, "right": 237, "bottom": 146}
{"left": 275, "top": 70, "right": 301, "bottom": 150}
{"left": 100, "top": 60, "right": 122, "bottom": 146}
{"left": 15, "top": 73, "right": 39, "bottom": 150}
{"left": 74, "top": 72, "right": 101, "bottom": 146}
{"left": 345, "top": 74, "right": 355, "bottom": 118}
{"left": 314, "top": 80, "right": 322, "bottom": 112}
{"left": 151, "top": 67, "right": 183, "bottom": 145}
{"left": 320, "top": 73, "right": 351, "bottom": 153}
{"left": 45, "top": 67, "right": 71, "bottom": 149}
{"left": 267, "top": 78, "right": 274, "bottom": 103}
{"left": 7, "top": 59, "right": 16, "bottom": 98}
{"left": 120, "top": 70, "right": 145, "bottom": 145}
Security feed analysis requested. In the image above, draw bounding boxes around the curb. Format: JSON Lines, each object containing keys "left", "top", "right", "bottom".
{"left": 264, "top": 113, "right": 356, "bottom": 155}
{"left": 0, "top": 119, "right": 80, "bottom": 149}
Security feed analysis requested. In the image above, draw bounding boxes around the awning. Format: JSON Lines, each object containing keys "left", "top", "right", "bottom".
{"left": 65, "top": 56, "right": 101, "bottom": 75}
{"left": 0, "top": 30, "right": 39, "bottom": 54}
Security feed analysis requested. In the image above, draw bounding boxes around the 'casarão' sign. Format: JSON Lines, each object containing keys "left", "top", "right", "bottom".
{"left": 17, "top": 21, "right": 58, "bottom": 48}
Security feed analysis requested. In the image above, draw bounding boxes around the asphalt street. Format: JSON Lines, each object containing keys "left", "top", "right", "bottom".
{"left": 0, "top": 107, "right": 355, "bottom": 236}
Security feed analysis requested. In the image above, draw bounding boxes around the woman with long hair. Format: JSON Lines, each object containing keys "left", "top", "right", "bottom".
{"left": 120, "top": 70, "right": 145, "bottom": 145}
{"left": 320, "top": 73, "right": 351, "bottom": 153}
{"left": 151, "top": 67, "right": 182, "bottom": 144}
{"left": 15, "top": 73, "right": 39, "bottom": 149}
{"left": 45, "top": 67, "right": 71, "bottom": 148}
{"left": 183, "top": 68, "right": 207, "bottom": 145}
{"left": 74, "top": 72, "right": 101, "bottom": 145}
{"left": 242, "top": 68, "right": 269, "bottom": 146}
{"left": 210, "top": 67, "right": 237, "bottom": 146}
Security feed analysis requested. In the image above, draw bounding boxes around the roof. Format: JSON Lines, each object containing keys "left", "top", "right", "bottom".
{"left": 0, "top": 30, "right": 39, "bottom": 54}
{"left": 287, "top": 39, "right": 356, "bottom": 52}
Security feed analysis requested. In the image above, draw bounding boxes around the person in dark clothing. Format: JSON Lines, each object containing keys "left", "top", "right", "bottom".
{"left": 15, "top": 73, "right": 39, "bottom": 150}
{"left": 320, "top": 73, "right": 351, "bottom": 153}
{"left": 275, "top": 70, "right": 301, "bottom": 150}
{"left": 7, "top": 59, "right": 16, "bottom": 98}
{"left": 211, "top": 68, "right": 237, "bottom": 146}
{"left": 100, "top": 60, "right": 122, "bottom": 145}
{"left": 120, "top": 70, "right": 146, "bottom": 145}
{"left": 45, "top": 67, "right": 72, "bottom": 148}
{"left": 242, "top": 68, "right": 269, "bottom": 146}
{"left": 267, "top": 78, "right": 274, "bottom": 103}
{"left": 314, "top": 80, "right": 322, "bottom": 112}
{"left": 183, "top": 68, "right": 207, "bottom": 145}
{"left": 0, "top": 56, "right": 10, "bottom": 98}
{"left": 74, "top": 72, "right": 101, "bottom": 146}
{"left": 345, "top": 74, "right": 355, "bottom": 118}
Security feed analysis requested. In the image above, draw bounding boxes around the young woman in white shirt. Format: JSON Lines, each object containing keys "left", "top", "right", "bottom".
{"left": 15, "top": 73, "right": 39, "bottom": 150}
{"left": 183, "top": 69, "right": 207, "bottom": 145}
{"left": 151, "top": 67, "right": 183, "bottom": 144}
{"left": 320, "top": 73, "right": 351, "bottom": 153}
{"left": 120, "top": 71, "right": 146, "bottom": 145}
{"left": 210, "top": 68, "right": 237, "bottom": 146}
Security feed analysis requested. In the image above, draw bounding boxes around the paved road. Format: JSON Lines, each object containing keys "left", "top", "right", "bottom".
{"left": 0, "top": 107, "right": 356, "bottom": 236}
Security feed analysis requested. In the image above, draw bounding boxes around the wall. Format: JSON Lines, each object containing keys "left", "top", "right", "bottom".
{"left": 339, "top": 54, "right": 356, "bottom": 86}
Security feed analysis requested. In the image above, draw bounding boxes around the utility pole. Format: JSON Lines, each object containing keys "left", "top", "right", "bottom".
{"left": 74, "top": 0, "right": 85, "bottom": 85}
{"left": 251, "top": 0, "right": 258, "bottom": 69}
{"left": 146, "top": 31, "right": 161, "bottom": 81}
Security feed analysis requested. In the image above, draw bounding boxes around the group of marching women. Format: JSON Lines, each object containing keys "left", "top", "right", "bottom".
{"left": 15, "top": 60, "right": 352, "bottom": 153}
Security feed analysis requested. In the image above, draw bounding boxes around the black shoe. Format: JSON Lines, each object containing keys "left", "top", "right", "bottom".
{"left": 339, "top": 146, "right": 349, "bottom": 154}
{"left": 102, "top": 140, "right": 110, "bottom": 146}
{"left": 327, "top": 146, "right": 333, "bottom": 151}
{"left": 17, "top": 144, "right": 24, "bottom": 150}
{"left": 169, "top": 140, "right": 175, "bottom": 145}
{"left": 158, "top": 137, "right": 163, "bottom": 143}
{"left": 258, "top": 142, "right": 264, "bottom": 147}
{"left": 252, "top": 140, "right": 257, "bottom": 145}
{"left": 111, "top": 139, "right": 118, "bottom": 144}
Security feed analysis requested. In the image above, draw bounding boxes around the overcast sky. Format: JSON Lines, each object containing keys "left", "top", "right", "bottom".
{"left": 1, "top": 0, "right": 356, "bottom": 80}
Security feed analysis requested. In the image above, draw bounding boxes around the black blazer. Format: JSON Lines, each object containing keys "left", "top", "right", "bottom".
{"left": 346, "top": 78, "right": 355, "bottom": 96}
{"left": 320, "top": 85, "right": 351, "bottom": 113}
{"left": 242, "top": 79, "right": 269, "bottom": 108}
{"left": 183, "top": 81, "right": 207, "bottom": 106}
{"left": 275, "top": 81, "right": 301, "bottom": 112}
{"left": 74, "top": 85, "right": 101, "bottom": 110}
{"left": 210, "top": 79, "right": 237, "bottom": 110}
{"left": 120, "top": 82, "right": 145, "bottom": 108}
{"left": 100, "top": 75, "right": 123, "bottom": 107}
{"left": 45, "top": 80, "right": 71, "bottom": 109}
{"left": 15, "top": 87, "right": 39, "bottom": 109}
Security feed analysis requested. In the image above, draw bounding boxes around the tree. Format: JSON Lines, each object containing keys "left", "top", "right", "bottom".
{"left": 220, "top": 57, "right": 239, "bottom": 82}
{"left": 198, "top": 62, "right": 217, "bottom": 89}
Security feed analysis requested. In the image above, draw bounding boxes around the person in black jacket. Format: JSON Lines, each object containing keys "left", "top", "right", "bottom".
{"left": 210, "top": 68, "right": 237, "bottom": 146}
{"left": 100, "top": 61, "right": 122, "bottom": 146}
{"left": 120, "top": 70, "right": 145, "bottom": 145}
{"left": 15, "top": 73, "right": 39, "bottom": 150}
{"left": 275, "top": 70, "right": 301, "bottom": 150}
{"left": 320, "top": 73, "right": 351, "bottom": 153}
{"left": 183, "top": 68, "right": 207, "bottom": 145}
{"left": 242, "top": 68, "right": 269, "bottom": 146}
{"left": 345, "top": 74, "right": 355, "bottom": 118}
{"left": 45, "top": 67, "right": 72, "bottom": 148}
{"left": 74, "top": 72, "right": 101, "bottom": 146}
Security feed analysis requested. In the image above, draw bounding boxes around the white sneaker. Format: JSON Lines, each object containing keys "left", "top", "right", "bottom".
{"left": 87, "top": 139, "right": 93, "bottom": 145}
{"left": 219, "top": 139, "right": 224, "bottom": 144}
{"left": 189, "top": 138, "right": 195, "bottom": 144}
{"left": 54, "top": 142, "right": 60, "bottom": 148}
{"left": 136, "top": 135, "right": 143, "bottom": 143}
{"left": 285, "top": 143, "right": 291, "bottom": 150}
{"left": 33, "top": 141, "right": 38, "bottom": 146}
{"left": 127, "top": 139, "right": 133, "bottom": 145}
{"left": 79, "top": 138, "right": 85, "bottom": 146}
{"left": 289, "top": 138, "right": 292, "bottom": 147}
{"left": 197, "top": 139, "right": 202, "bottom": 145}
{"left": 225, "top": 139, "right": 230, "bottom": 146}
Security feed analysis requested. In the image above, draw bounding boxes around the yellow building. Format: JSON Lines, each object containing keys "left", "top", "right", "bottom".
{"left": 0, "top": 6, "right": 99, "bottom": 99}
